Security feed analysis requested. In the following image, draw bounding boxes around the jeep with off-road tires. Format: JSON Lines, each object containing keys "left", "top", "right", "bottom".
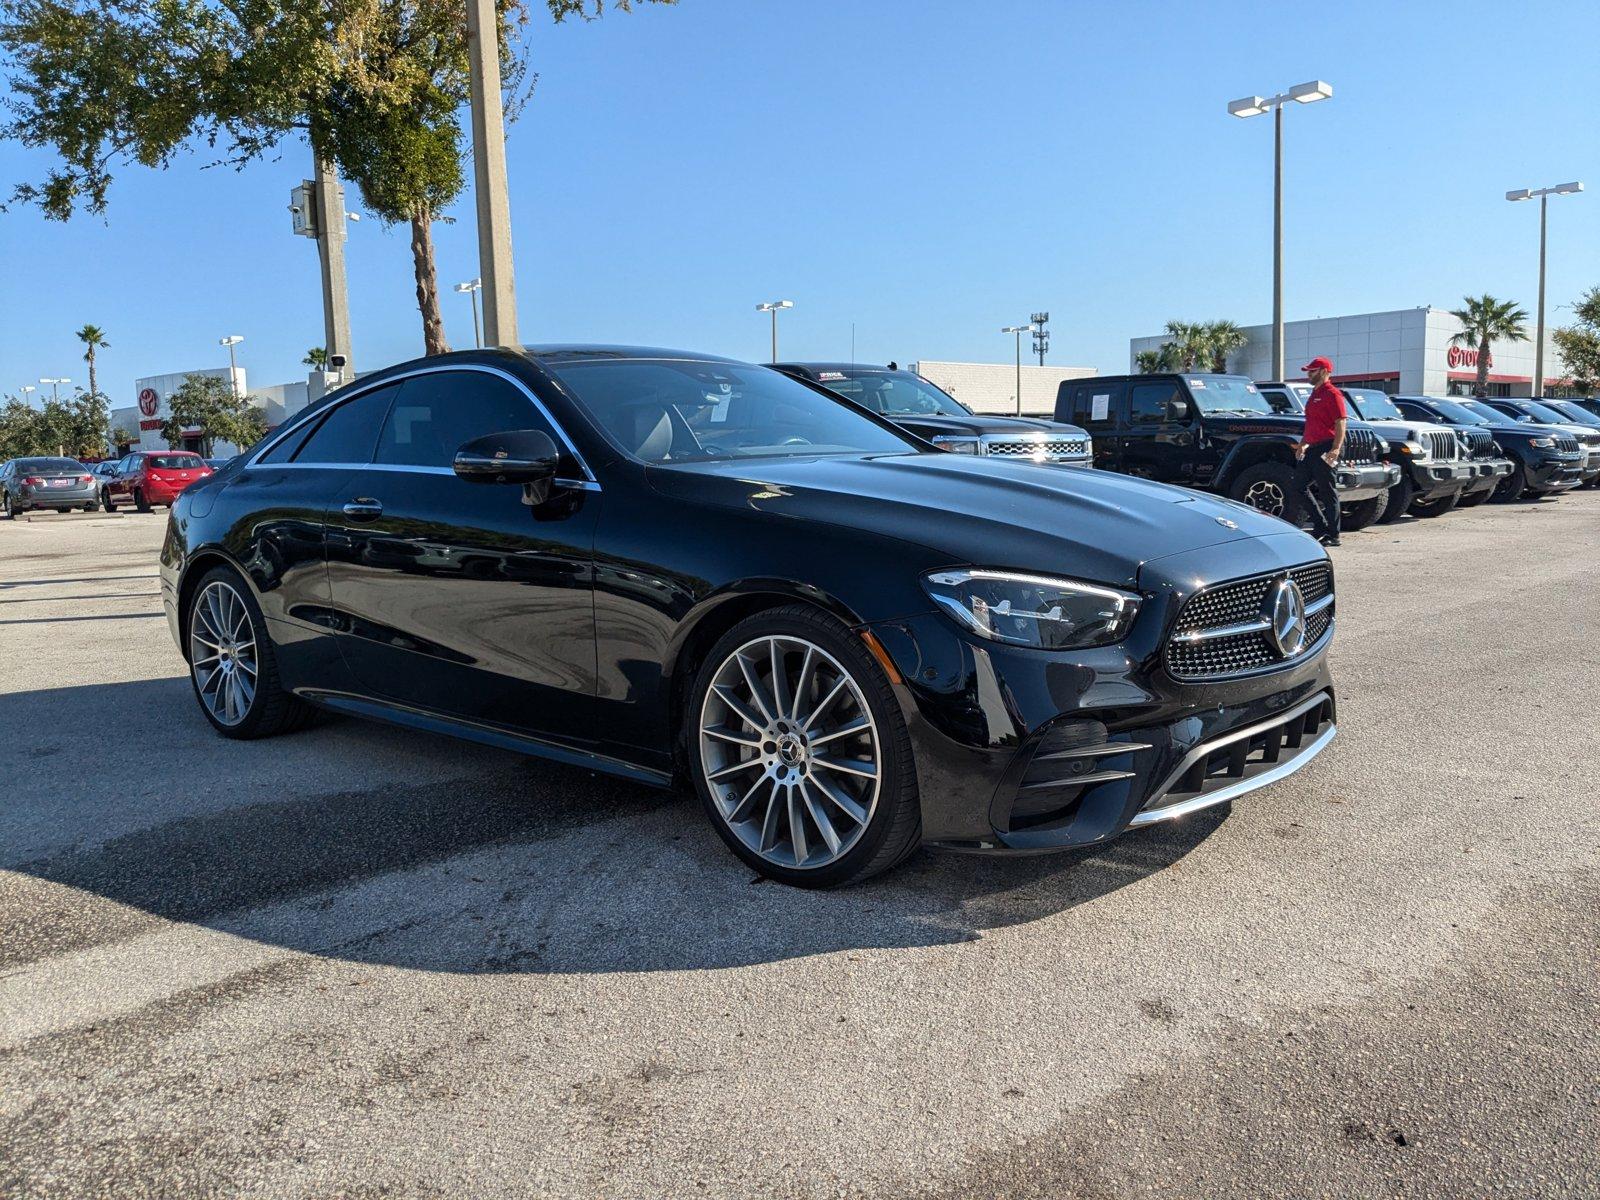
{"left": 1055, "top": 373, "right": 1399, "bottom": 526}
{"left": 1257, "top": 382, "right": 1502, "bottom": 522}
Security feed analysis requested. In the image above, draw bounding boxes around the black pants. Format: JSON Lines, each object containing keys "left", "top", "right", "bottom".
{"left": 1295, "top": 440, "right": 1341, "bottom": 539}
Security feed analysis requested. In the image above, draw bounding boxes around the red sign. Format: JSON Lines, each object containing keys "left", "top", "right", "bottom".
{"left": 138, "top": 418, "right": 163, "bottom": 431}
{"left": 1447, "top": 346, "right": 1492, "bottom": 370}
{"left": 137, "top": 387, "right": 159, "bottom": 416}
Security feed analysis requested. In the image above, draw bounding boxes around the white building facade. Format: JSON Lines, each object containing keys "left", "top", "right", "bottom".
{"left": 113, "top": 368, "right": 327, "bottom": 457}
{"left": 909, "top": 360, "right": 1097, "bottom": 416}
{"left": 1130, "top": 307, "right": 1578, "bottom": 397}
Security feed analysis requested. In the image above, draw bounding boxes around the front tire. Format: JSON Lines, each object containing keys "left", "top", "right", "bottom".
{"left": 1456, "top": 487, "right": 1492, "bottom": 508}
{"left": 1340, "top": 494, "right": 1385, "bottom": 531}
{"left": 1411, "top": 489, "right": 1460, "bottom": 518}
{"left": 688, "top": 605, "right": 921, "bottom": 887}
{"left": 1228, "top": 461, "right": 1298, "bottom": 520}
{"left": 1377, "top": 475, "right": 1416, "bottom": 523}
{"left": 186, "top": 566, "right": 315, "bottom": 739}
{"left": 1491, "top": 465, "right": 1526, "bottom": 504}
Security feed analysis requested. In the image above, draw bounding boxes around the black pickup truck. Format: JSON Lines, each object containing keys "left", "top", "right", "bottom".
{"left": 1054, "top": 372, "right": 1399, "bottom": 526}
{"left": 773, "top": 363, "right": 1094, "bottom": 468}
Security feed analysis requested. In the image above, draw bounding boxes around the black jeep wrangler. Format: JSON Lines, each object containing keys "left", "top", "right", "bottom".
{"left": 773, "top": 363, "right": 1094, "bottom": 468}
{"left": 1054, "top": 373, "right": 1399, "bottom": 526}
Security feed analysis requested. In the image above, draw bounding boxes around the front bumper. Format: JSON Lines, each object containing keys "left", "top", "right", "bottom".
{"left": 1334, "top": 462, "right": 1400, "bottom": 501}
{"left": 1529, "top": 457, "right": 1585, "bottom": 492}
{"left": 866, "top": 533, "right": 1337, "bottom": 853}
{"left": 1461, "top": 457, "right": 1515, "bottom": 495}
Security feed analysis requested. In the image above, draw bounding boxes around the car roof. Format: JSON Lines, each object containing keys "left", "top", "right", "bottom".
{"left": 775, "top": 362, "right": 898, "bottom": 374}
{"left": 523, "top": 344, "right": 745, "bottom": 365}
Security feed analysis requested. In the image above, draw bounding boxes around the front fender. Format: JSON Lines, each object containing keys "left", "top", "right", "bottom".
{"left": 1214, "top": 435, "right": 1298, "bottom": 491}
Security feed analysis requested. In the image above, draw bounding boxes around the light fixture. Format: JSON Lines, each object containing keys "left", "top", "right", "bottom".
{"left": 1288, "top": 80, "right": 1333, "bottom": 104}
{"left": 1227, "top": 96, "right": 1268, "bottom": 118}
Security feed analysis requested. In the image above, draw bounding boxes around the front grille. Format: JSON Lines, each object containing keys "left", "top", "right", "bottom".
{"left": 1459, "top": 428, "right": 1499, "bottom": 460}
{"left": 1343, "top": 427, "right": 1378, "bottom": 464}
{"left": 1555, "top": 435, "right": 1580, "bottom": 455}
{"left": 1167, "top": 562, "right": 1333, "bottom": 681}
{"left": 1425, "top": 430, "right": 1460, "bottom": 460}
{"left": 982, "top": 435, "right": 1088, "bottom": 459}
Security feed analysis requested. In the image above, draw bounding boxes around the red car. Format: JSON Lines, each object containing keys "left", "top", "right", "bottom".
{"left": 101, "top": 450, "right": 213, "bottom": 512}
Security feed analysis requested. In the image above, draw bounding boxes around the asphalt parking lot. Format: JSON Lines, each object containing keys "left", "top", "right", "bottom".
{"left": 2, "top": 496, "right": 1597, "bottom": 1199}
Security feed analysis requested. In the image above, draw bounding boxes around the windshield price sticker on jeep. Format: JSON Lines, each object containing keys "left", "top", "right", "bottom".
{"left": 1091, "top": 394, "right": 1111, "bottom": 421}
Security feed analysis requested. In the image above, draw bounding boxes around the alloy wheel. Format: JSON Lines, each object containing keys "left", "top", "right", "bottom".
{"left": 698, "top": 635, "right": 881, "bottom": 871}
{"left": 190, "top": 580, "right": 259, "bottom": 727}
{"left": 1243, "top": 479, "right": 1286, "bottom": 516}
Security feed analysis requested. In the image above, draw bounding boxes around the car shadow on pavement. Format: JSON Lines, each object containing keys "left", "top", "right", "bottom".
{"left": 1, "top": 679, "right": 1225, "bottom": 976}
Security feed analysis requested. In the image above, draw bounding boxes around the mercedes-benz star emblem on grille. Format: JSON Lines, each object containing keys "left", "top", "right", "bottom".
{"left": 1215, "top": 516, "right": 1238, "bottom": 529}
{"left": 1266, "top": 577, "right": 1308, "bottom": 659}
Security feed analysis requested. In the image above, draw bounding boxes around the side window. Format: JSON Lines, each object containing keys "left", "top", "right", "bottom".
{"left": 1070, "top": 383, "right": 1120, "bottom": 429}
{"left": 292, "top": 385, "right": 400, "bottom": 465}
{"left": 1128, "top": 381, "right": 1186, "bottom": 425}
{"left": 259, "top": 415, "right": 321, "bottom": 464}
{"left": 375, "top": 371, "right": 554, "bottom": 468}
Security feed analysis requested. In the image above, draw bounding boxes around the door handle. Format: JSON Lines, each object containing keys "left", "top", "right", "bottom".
{"left": 342, "top": 498, "right": 383, "bottom": 521}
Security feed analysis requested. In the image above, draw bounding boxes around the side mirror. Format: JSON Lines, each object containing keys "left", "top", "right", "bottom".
{"left": 453, "top": 429, "right": 561, "bottom": 504}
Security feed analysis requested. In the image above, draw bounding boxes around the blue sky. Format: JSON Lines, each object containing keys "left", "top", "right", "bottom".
{"left": 2, "top": 0, "right": 1596, "bottom": 406}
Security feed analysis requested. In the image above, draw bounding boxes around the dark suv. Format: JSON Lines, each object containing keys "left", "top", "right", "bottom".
{"left": 1392, "top": 396, "right": 1584, "bottom": 501}
{"left": 1477, "top": 399, "right": 1600, "bottom": 486}
{"left": 1256, "top": 382, "right": 1494, "bottom": 520}
{"left": 774, "top": 363, "right": 1093, "bottom": 469}
{"left": 1055, "top": 373, "right": 1398, "bottom": 525}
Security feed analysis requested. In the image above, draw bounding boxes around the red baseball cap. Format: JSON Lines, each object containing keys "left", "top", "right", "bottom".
{"left": 1301, "top": 356, "right": 1334, "bottom": 373}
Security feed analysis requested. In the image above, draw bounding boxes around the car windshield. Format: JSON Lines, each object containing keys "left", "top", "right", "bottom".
{"left": 1543, "top": 401, "right": 1600, "bottom": 426}
{"left": 548, "top": 358, "right": 918, "bottom": 464}
{"left": 147, "top": 455, "right": 203, "bottom": 469}
{"left": 1514, "top": 401, "right": 1574, "bottom": 425}
{"left": 1457, "top": 400, "right": 1518, "bottom": 427}
{"left": 808, "top": 370, "right": 971, "bottom": 418}
{"left": 1345, "top": 389, "right": 1405, "bottom": 421}
{"left": 16, "top": 458, "right": 83, "bottom": 473}
{"left": 1187, "top": 376, "right": 1275, "bottom": 416}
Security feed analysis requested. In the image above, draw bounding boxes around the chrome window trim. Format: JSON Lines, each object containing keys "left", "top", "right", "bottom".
{"left": 243, "top": 362, "right": 599, "bottom": 487}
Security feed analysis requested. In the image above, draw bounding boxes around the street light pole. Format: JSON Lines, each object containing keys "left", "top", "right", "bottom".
{"left": 219, "top": 336, "right": 244, "bottom": 398}
{"left": 455, "top": 279, "right": 484, "bottom": 348}
{"left": 1227, "top": 80, "right": 1333, "bottom": 382}
{"left": 1506, "top": 181, "right": 1582, "bottom": 396}
{"left": 39, "top": 377, "right": 70, "bottom": 402}
{"left": 756, "top": 300, "right": 794, "bottom": 362}
{"left": 1001, "top": 325, "right": 1036, "bottom": 415}
{"left": 465, "top": 0, "right": 519, "bottom": 347}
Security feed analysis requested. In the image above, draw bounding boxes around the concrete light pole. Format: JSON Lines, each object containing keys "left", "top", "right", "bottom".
{"left": 1227, "top": 80, "right": 1333, "bottom": 381}
{"left": 1507, "top": 181, "right": 1583, "bottom": 397}
{"left": 455, "top": 279, "right": 484, "bottom": 348}
{"left": 39, "top": 377, "right": 71, "bottom": 402}
{"left": 756, "top": 300, "right": 794, "bottom": 362}
{"left": 20, "top": 384, "right": 37, "bottom": 406}
{"left": 1001, "top": 325, "right": 1036, "bottom": 415}
{"left": 219, "top": 336, "right": 244, "bottom": 397}
{"left": 466, "top": 0, "right": 519, "bottom": 347}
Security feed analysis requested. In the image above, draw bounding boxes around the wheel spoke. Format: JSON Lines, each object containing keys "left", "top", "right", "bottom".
{"left": 727, "top": 773, "right": 768, "bottom": 823}
{"left": 786, "top": 787, "right": 808, "bottom": 864}
{"left": 814, "top": 755, "right": 878, "bottom": 781}
{"left": 809, "top": 716, "right": 870, "bottom": 747}
{"left": 801, "top": 677, "right": 847, "bottom": 732}
{"left": 768, "top": 640, "right": 791, "bottom": 719}
{"left": 234, "top": 671, "right": 255, "bottom": 709}
{"left": 789, "top": 646, "right": 815, "bottom": 721}
{"left": 810, "top": 773, "right": 868, "bottom": 826}
{"left": 736, "top": 652, "right": 777, "bottom": 725}
{"left": 712, "top": 684, "right": 767, "bottom": 734}
{"left": 708, "top": 757, "right": 762, "bottom": 783}
{"left": 758, "top": 782, "right": 784, "bottom": 852}
{"left": 800, "top": 783, "right": 842, "bottom": 854}
{"left": 704, "top": 725, "right": 760, "bottom": 748}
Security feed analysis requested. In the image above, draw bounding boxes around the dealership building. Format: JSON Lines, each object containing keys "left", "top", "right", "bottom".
{"left": 1130, "top": 306, "right": 1579, "bottom": 397}
{"left": 112, "top": 367, "right": 331, "bottom": 457}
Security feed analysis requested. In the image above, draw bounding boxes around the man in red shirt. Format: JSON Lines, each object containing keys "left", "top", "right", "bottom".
{"left": 1295, "top": 356, "right": 1347, "bottom": 547}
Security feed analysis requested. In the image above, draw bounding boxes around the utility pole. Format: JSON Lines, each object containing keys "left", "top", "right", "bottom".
{"left": 466, "top": 0, "right": 519, "bottom": 347}
{"left": 1031, "top": 312, "right": 1050, "bottom": 366}
{"left": 313, "top": 156, "right": 355, "bottom": 377}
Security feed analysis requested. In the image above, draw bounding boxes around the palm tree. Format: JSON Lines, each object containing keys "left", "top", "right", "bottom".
{"left": 303, "top": 347, "right": 329, "bottom": 369}
{"left": 1205, "top": 320, "right": 1249, "bottom": 374}
{"left": 1134, "top": 349, "right": 1166, "bottom": 374}
{"left": 76, "top": 324, "right": 109, "bottom": 400}
{"left": 1450, "top": 295, "right": 1528, "bottom": 396}
{"left": 1162, "top": 320, "right": 1210, "bottom": 371}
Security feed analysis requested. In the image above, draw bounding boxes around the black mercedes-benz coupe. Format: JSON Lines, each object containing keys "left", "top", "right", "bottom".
{"left": 161, "top": 346, "right": 1337, "bottom": 886}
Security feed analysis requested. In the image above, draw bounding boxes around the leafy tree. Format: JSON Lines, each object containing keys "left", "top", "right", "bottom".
{"left": 0, "top": 390, "right": 105, "bottom": 457}
{"left": 109, "top": 424, "right": 134, "bottom": 453}
{"left": 1449, "top": 295, "right": 1528, "bottom": 397}
{"left": 1, "top": 0, "right": 673, "bottom": 356}
{"left": 0, "top": 397, "right": 46, "bottom": 457}
{"left": 1552, "top": 286, "right": 1600, "bottom": 394}
{"left": 302, "top": 346, "right": 329, "bottom": 369}
{"left": 75, "top": 322, "right": 109, "bottom": 399}
{"left": 160, "top": 373, "right": 267, "bottom": 456}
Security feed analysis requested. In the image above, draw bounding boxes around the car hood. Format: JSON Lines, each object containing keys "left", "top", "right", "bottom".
{"left": 1358, "top": 417, "right": 1455, "bottom": 441}
{"left": 646, "top": 452, "right": 1298, "bottom": 590}
{"left": 890, "top": 414, "right": 1089, "bottom": 439}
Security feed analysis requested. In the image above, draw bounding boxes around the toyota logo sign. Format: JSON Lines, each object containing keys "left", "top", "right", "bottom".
{"left": 137, "top": 387, "right": 159, "bottom": 417}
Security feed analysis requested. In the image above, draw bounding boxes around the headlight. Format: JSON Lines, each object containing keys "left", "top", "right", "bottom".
{"left": 1530, "top": 437, "right": 1555, "bottom": 448}
{"left": 1081, "top": 436, "right": 1094, "bottom": 457}
{"left": 1376, "top": 438, "right": 1390, "bottom": 454}
{"left": 922, "top": 569, "right": 1140, "bottom": 650}
{"left": 1400, "top": 439, "right": 1430, "bottom": 461}
{"left": 932, "top": 436, "right": 980, "bottom": 454}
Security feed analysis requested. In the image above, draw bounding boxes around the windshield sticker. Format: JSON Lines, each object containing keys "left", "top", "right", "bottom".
{"left": 1091, "top": 394, "right": 1110, "bottom": 421}
{"left": 817, "top": 371, "right": 846, "bottom": 381}
{"left": 1189, "top": 379, "right": 1206, "bottom": 389}
{"left": 1246, "top": 385, "right": 1258, "bottom": 392}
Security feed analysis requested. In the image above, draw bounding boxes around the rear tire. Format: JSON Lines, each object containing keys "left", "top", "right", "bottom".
{"left": 135, "top": 488, "right": 152, "bottom": 513}
{"left": 186, "top": 566, "right": 316, "bottom": 740}
{"left": 1411, "top": 489, "right": 1460, "bottom": 518}
{"left": 1377, "top": 475, "right": 1416, "bottom": 523}
{"left": 687, "top": 605, "right": 921, "bottom": 887}
{"left": 1339, "top": 494, "right": 1385, "bottom": 531}
{"left": 1227, "top": 461, "right": 1299, "bottom": 520}
{"left": 1, "top": 491, "right": 12, "bottom": 520}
